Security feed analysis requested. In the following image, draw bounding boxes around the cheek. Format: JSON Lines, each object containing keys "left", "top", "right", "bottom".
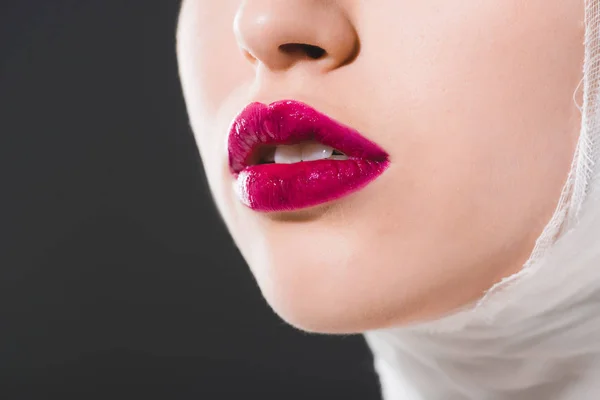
{"left": 358, "top": 1, "right": 583, "bottom": 140}
{"left": 177, "top": 0, "right": 253, "bottom": 118}
{"left": 357, "top": 0, "right": 583, "bottom": 238}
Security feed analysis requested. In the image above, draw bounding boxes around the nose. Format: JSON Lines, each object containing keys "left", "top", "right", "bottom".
{"left": 233, "top": 0, "right": 359, "bottom": 72}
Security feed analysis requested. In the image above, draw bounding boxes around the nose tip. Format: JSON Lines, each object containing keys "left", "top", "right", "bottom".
{"left": 233, "top": 0, "right": 359, "bottom": 72}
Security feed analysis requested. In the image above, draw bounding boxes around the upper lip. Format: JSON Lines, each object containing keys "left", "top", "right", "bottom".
{"left": 227, "top": 100, "right": 389, "bottom": 174}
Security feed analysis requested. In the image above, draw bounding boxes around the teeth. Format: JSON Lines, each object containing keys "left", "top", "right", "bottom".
{"left": 330, "top": 155, "right": 349, "bottom": 160}
{"left": 302, "top": 143, "right": 334, "bottom": 161}
{"left": 274, "top": 144, "right": 303, "bottom": 164}
{"left": 270, "top": 143, "right": 346, "bottom": 164}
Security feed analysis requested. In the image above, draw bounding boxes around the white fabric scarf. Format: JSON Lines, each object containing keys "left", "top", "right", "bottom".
{"left": 364, "top": 1, "right": 600, "bottom": 398}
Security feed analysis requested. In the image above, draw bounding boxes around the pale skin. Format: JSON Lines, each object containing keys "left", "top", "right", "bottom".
{"left": 177, "top": 0, "right": 584, "bottom": 334}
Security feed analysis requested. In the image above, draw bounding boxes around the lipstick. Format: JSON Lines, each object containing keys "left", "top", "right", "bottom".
{"left": 228, "top": 100, "right": 389, "bottom": 212}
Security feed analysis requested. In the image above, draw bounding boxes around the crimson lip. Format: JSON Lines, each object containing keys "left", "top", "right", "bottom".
{"left": 228, "top": 100, "right": 389, "bottom": 212}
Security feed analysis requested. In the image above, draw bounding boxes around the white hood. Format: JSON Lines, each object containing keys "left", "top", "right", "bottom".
{"left": 364, "top": 1, "right": 600, "bottom": 398}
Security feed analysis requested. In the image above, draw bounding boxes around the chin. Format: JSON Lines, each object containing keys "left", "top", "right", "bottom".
{"left": 248, "top": 256, "right": 429, "bottom": 335}
{"left": 263, "top": 286, "right": 433, "bottom": 335}
{"left": 242, "top": 235, "right": 508, "bottom": 335}
{"left": 263, "top": 292, "right": 392, "bottom": 335}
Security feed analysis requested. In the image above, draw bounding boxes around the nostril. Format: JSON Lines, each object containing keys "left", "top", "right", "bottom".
{"left": 279, "top": 43, "right": 327, "bottom": 60}
{"left": 242, "top": 49, "right": 257, "bottom": 63}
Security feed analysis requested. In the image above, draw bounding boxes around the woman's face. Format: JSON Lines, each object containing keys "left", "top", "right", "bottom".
{"left": 177, "top": 0, "right": 584, "bottom": 333}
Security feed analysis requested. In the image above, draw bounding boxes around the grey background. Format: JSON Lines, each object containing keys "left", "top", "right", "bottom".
{"left": 0, "top": 1, "right": 380, "bottom": 399}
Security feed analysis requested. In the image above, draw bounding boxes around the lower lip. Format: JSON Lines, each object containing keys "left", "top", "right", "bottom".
{"left": 234, "top": 158, "right": 389, "bottom": 212}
